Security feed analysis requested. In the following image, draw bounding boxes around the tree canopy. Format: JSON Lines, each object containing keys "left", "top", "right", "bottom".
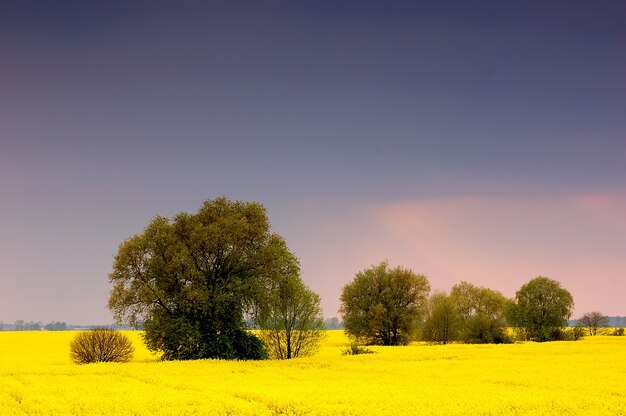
{"left": 506, "top": 276, "right": 574, "bottom": 341}
{"left": 422, "top": 292, "right": 460, "bottom": 344}
{"left": 257, "top": 274, "right": 325, "bottom": 359}
{"left": 108, "top": 197, "right": 298, "bottom": 360}
{"left": 450, "top": 282, "right": 512, "bottom": 344}
{"left": 339, "top": 261, "right": 430, "bottom": 346}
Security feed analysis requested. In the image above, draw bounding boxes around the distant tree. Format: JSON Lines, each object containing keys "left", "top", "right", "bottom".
{"left": 449, "top": 282, "right": 512, "bottom": 344}
{"left": 70, "top": 328, "right": 134, "bottom": 364}
{"left": 14, "top": 320, "right": 24, "bottom": 331}
{"left": 422, "top": 292, "right": 460, "bottom": 344}
{"left": 340, "top": 261, "right": 430, "bottom": 346}
{"left": 45, "top": 321, "right": 68, "bottom": 331}
{"left": 324, "top": 317, "right": 343, "bottom": 329}
{"left": 578, "top": 311, "right": 609, "bottom": 336}
{"left": 607, "top": 316, "right": 626, "bottom": 328}
{"left": 257, "top": 274, "right": 325, "bottom": 359}
{"left": 109, "top": 197, "right": 297, "bottom": 360}
{"left": 506, "top": 276, "right": 574, "bottom": 342}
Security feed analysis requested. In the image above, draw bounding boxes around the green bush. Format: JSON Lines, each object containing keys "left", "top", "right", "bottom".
{"left": 611, "top": 328, "right": 624, "bottom": 336}
{"left": 571, "top": 324, "right": 585, "bottom": 341}
{"left": 341, "top": 342, "right": 374, "bottom": 356}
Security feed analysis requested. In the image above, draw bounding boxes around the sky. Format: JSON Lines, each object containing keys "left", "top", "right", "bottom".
{"left": 1, "top": 0, "right": 625, "bottom": 325}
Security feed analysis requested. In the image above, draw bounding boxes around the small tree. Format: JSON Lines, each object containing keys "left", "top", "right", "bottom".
{"left": 422, "top": 292, "right": 460, "bottom": 344}
{"left": 257, "top": 274, "right": 325, "bottom": 359}
{"left": 70, "top": 328, "right": 134, "bottom": 364}
{"left": 340, "top": 261, "right": 430, "bottom": 345}
{"left": 578, "top": 311, "right": 609, "bottom": 336}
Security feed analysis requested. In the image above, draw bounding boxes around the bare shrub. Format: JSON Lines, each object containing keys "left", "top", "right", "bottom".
{"left": 70, "top": 328, "right": 134, "bottom": 364}
{"left": 578, "top": 311, "right": 609, "bottom": 336}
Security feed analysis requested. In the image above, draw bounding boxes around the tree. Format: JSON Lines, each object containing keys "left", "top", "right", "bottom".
{"left": 70, "top": 328, "right": 134, "bottom": 364}
{"left": 506, "top": 276, "right": 574, "bottom": 342}
{"left": 339, "top": 261, "right": 430, "bottom": 346}
{"left": 422, "top": 292, "right": 460, "bottom": 344}
{"left": 257, "top": 274, "right": 325, "bottom": 359}
{"left": 45, "top": 321, "right": 67, "bottom": 331}
{"left": 324, "top": 317, "right": 343, "bottom": 329}
{"left": 450, "top": 282, "right": 512, "bottom": 344}
{"left": 108, "top": 197, "right": 298, "bottom": 360}
{"left": 578, "top": 311, "right": 609, "bottom": 336}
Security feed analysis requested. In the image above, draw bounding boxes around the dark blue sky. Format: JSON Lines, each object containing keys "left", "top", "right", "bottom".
{"left": 1, "top": 0, "right": 625, "bottom": 324}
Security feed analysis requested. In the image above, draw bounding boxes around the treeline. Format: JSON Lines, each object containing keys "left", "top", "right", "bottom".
{"left": 8, "top": 196, "right": 618, "bottom": 366}
{"left": 0, "top": 321, "right": 136, "bottom": 331}
{"left": 1, "top": 320, "right": 68, "bottom": 331}
{"left": 339, "top": 261, "right": 621, "bottom": 346}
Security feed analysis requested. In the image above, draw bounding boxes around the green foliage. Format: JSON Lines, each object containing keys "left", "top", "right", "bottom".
{"left": 341, "top": 263, "right": 430, "bottom": 345}
{"left": 108, "top": 197, "right": 296, "bottom": 360}
{"left": 44, "top": 321, "right": 67, "bottom": 331}
{"left": 571, "top": 324, "right": 586, "bottom": 341}
{"left": 341, "top": 342, "right": 374, "bottom": 355}
{"left": 506, "top": 276, "right": 574, "bottom": 342}
{"left": 422, "top": 292, "right": 460, "bottom": 344}
{"left": 257, "top": 274, "right": 326, "bottom": 359}
{"left": 611, "top": 328, "right": 624, "bottom": 336}
{"left": 70, "top": 328, "right": 134, "bottom": 364}
{"left": 340, "top": 261, "right": 430, "bottom": 346}
{"left": 450, "top": 282, "right": 512, "bottom": 344}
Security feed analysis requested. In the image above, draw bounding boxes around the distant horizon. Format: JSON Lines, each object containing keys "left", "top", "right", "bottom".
{"left": 3, "top": 315, "right": 626, "bottom": 330}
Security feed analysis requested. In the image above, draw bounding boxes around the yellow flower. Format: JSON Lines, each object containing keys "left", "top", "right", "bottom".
{"left": 0, "top": 330, "right": 625, "bottom": 415}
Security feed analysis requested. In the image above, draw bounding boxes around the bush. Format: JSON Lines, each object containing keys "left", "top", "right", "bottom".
{"left": 571, "top": 324, "right": 585, "bottom": 341}
{"left": 70, "top": 328, "right": 134, "bottom": 364}
{"left": 460, "top": 315, "right": 512, "bottom": 344}
{"left": 341, "top": 342, "right": 374, "bottom": 356}
{"left": 612, "top": 328, "right": 624, "bottom": 336}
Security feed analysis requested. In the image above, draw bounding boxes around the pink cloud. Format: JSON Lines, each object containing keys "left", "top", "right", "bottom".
{"left": 368, "top": 192, "right": 626, "bottom": 314}
{"left": 293, "top": 191, "right": 626, "bottom": 317}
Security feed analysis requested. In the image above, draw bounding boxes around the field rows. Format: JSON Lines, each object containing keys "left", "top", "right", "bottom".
{"left": 1, "top": 331, "right": 625, "bottom": 415}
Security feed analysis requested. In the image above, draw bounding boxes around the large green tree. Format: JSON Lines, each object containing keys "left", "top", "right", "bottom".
{"left": 257, "top": 274, "right": 326, "bottom": 359}
{"left": 339, "top": 261, "right": 430, "bottom": 346}
{"left": 108, "top": 197, "right": 298, "bottom": 360}
{"left": 506, "top": 276, "right": 574, "bottom": 341}
{"left": 450, "top": 281, "right": 512, "bottom": 344}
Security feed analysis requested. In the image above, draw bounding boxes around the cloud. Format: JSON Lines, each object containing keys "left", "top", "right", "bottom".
{"left": 370, "top": 191, "right": 626, "bottom": 311}
{"left": 294, "top": 191, "right": 626, "bottom": 317}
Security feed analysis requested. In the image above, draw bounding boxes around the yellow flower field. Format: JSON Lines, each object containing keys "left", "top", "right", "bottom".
{"left": 1, "top": 330, "right": 625, "bottom": 415}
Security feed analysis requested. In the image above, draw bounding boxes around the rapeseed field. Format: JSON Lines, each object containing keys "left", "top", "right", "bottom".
{"left": 1, "top": 330, "right": 625, "bottom": 415}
